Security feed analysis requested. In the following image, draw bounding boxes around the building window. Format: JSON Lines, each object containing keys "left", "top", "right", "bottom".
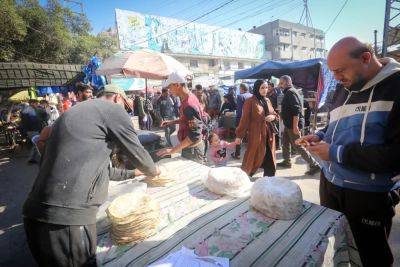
{"left": 190, "top": 59, "right": 198, "bottom": 68}
{"left": 279, "top": 44, "right": 290, "bottom": 51}
{"left": 301, "top": 47, "right": 307, "bottom": 51}
{"left": 300, "top": 32, "right": 306, "bottom": 37}
{"left": 310, "top": 34, "right": 315, "bottom": 38}
{"left": 293, "top": 45, "right": 298, "bottom": 50}
{"left": 278, "top": 28, "right": 290, "bottom": 36}
{"left": 224, "top": 61, "right": 230, "bottom": 70}
{"left": 238, "top": 62, "right": 244, "bottom": 69}
{"left": 208, "top": 59, "right": 216, "bottom": 67}
{"left": 292, "top": 31, "right": 298, "bottom": 37}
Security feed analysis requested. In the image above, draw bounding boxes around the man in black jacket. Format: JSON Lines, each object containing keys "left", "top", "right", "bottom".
{"left": 299, "top": 37, "right": 400, "bottom": 266}
{"left": 22, "top": 84, "right": 159, "bottom": 267}
{"left": 277, "top": 75, "right": 319, "bottom": 175}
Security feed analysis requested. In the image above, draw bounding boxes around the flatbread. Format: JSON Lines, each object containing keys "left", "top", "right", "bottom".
{"left": 143, "top": 164, "right": 177, "bottom": 186}
{"left": 106, "top": 192, "right": 161, "bottom": 245}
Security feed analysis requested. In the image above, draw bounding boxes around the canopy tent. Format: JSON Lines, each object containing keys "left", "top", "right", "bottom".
{"left": 0, "top": 62, "right": 83, "bottom": 90}
{"left": 234, "top": 58, "right": 323, "bottom": 92}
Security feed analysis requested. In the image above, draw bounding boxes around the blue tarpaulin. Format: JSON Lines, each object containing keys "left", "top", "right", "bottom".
{"left": 234, "top": 58, "right": 337, "bottom": 108}
{"left": 37, "top": 86, "right": 61, "bottom": 96}
{"left": 234, "top": 58, "right": 323, "bottom": 91}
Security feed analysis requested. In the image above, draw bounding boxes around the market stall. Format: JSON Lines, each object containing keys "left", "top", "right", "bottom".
{"left": 96, "top": 158, "right": 361, "bottom": 266}
{"left": 234, "top": 58, "right": 337, "bottom": 135}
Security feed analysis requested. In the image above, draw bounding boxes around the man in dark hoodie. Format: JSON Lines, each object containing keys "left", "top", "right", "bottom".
{"left": 22, "top": 84, "right": 160, "bottom": 267}
{"left": 277, "top": 75, "right": 320, "bottom": 175}
{"left": 299, "top": 37, "right": 400, "bottom": 266}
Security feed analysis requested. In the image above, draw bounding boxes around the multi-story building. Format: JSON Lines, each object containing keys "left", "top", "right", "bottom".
{"left": 250, "top": 19, "right": 327, "bottom": 61}
{"left": 171, "top": 53, "right": 259, "bottom": 86}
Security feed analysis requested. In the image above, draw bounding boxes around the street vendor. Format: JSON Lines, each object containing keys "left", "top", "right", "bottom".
{"left": 22, "top": 84, "right": 160, "bottom": 267}
{"left": 156, "top": 71, "right": 206, "bottom": 163}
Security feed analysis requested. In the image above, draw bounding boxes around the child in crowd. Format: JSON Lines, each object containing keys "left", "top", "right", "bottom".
{"left": 208, "top": 132, "right": 236, "bottom": 166}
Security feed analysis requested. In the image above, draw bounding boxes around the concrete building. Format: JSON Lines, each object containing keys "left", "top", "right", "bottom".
{"left": 171, "top": 53, "right": 261, "bottom": 86}
{"left": 250, "top": 19, "right": 327, "bottom": 61}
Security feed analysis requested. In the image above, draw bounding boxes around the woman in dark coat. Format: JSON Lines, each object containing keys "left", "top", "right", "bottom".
{"left": 235, "top": 79, "right": 278, "bottom": 177}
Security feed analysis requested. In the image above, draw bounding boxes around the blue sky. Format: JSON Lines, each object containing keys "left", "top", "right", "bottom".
{"left": 66, "top": 0, "right": 385, "bottom": 50}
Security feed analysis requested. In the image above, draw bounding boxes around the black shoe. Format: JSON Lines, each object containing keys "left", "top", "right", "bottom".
{"left": 277, "top": 161, "right": 292, "bottom": 168}
{"left": 305, "top": 165, "right": 320, "bottom": 175}
{"left": 27, "top": 159, "right": 38, "bottom": 164}
{"left": 231, "top": 152, "right": 240, "bottom": 160}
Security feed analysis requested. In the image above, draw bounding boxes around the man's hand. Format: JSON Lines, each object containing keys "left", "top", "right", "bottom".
{"left": 235, "top": 138, "right": 242, "bottom": 145}
{"left": 134, "top": 169, "right": 144, "bottom": 177}
{"left": 292, "top": 126, "right": 301, "bottom": 136}
{"left": 160, "top": 121, "right": 171, "bottom": 128}
{"left": 295, "top": 134, "right": 322, "bottom": 146}
{"left": 156, "top": 148, "right": 174, "bottom": 157}
{"left": 307, "top": 142, "right": 330, "bottom": 161}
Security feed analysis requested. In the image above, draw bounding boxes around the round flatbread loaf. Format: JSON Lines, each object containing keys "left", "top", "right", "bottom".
{"left": 204, "top": 167, "right": 252, "bottom": 197}
{"left": 250, "top": 177, "right": 303, "bottom": 220}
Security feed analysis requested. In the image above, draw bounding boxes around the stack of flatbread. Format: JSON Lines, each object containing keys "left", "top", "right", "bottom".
{"left": 143, "top": 165, "right": 176, "bottom": 187}
{"left": 106, "top": 192, "right": 160, "bottom": 245}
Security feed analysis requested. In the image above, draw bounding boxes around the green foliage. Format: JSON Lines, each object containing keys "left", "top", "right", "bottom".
{"left": 0, "top": 0, "right": 118, "bottom": 64}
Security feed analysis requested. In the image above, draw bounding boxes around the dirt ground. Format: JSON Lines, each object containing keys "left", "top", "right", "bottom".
{"left": 0, "top": 133, "right": 399, "bottom": 266}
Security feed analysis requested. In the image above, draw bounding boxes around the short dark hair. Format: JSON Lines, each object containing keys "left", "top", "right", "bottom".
{"left": 349, "top": 43, "right": 375, "bottom": 58}
{"left": 195, "top": 84, "right": 202, "bottom": 90}
{"left": 76, "top": 82, "right": 93, "bottom": 93}
{"left": 239, "top": 83, "right": 249, "bottom": 92}
{"left": 161, "top": 88, "right": 168, "bottom": 94}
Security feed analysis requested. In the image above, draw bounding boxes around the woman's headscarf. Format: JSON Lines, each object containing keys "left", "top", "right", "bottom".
{"left": 253, "top": 79, "right": 269, "bottom": 115}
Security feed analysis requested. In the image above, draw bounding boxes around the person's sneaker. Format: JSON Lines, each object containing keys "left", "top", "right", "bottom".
{"left": 231, "top": 152, "right": 240, "bottom": 160}
{"left": 305, "top": 165, "right": 320, "bottom": 175}
{"left": 277, "top": 161, "right": 292, "bottom": 168}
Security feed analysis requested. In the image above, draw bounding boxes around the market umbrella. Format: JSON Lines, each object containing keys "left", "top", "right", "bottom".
{"left": 9, "top": 90, "right": 36, "bottom": 103}
{"left": 97, "top": 50, "right": 191, "bottom": 102}
{"left": 96, "top": 50, "right": 191, "bottom": 79}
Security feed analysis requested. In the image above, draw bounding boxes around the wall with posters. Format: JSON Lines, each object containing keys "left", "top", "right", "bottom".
{"left": 115, "top": 9, "right": 266, "bottom": 60}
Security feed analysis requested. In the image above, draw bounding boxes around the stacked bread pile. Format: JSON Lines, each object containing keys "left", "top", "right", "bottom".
{"left": 204, "top": 167, "right": 252, "bottom": 197}
{"left": 143, "top": 165, "right": 176, "bottom": 186}
{"left": 106, "top": 192, "right": 161, "bottom": 245}
{"left": 251, "top": 177, "right": 303, "bottom": 220}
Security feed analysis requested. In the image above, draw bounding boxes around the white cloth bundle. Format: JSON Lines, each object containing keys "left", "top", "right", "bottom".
{"left": 204, "top": 167, "right": 252, "bottom": 197}
{"left": 250, "top": 177, "right": 303, "bottom": 220}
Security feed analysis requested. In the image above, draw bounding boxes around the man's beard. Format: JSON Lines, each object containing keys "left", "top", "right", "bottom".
{"left": 348, "top": 75, "right": 368, "bottom": 91}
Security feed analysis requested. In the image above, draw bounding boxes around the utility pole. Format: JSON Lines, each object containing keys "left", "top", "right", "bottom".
{"left": 374, "top": 30, "right": 378, "bottom": 56}
{"left": 299, "top": 0, "right": 316, "bottom": 59}
{"left": 382, "top": 0, "right": 391, "bottom": 56}
{"left": 382, "top": 0, "right": 400, "bottom": 56}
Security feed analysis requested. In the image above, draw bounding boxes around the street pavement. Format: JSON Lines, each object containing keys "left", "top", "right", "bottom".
{"left": 0, "top": 131, "right": 399, "bottom": 266}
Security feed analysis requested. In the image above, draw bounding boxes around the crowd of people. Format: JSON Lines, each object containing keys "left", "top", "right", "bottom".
{"left": 0, "top": 36, "right": 398, "bottom": 267}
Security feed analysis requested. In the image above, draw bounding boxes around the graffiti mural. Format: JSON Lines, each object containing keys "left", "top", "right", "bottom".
{"left": 115, "top": 9, "right": 266, "bottom": 60}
